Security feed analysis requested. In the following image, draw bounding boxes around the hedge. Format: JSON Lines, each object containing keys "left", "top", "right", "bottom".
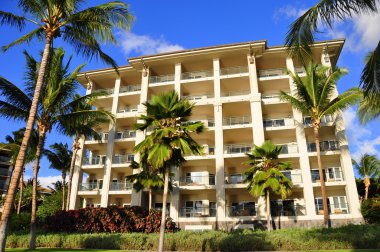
{"left": 6, "top": 224, "right": 380, "bottom": 251}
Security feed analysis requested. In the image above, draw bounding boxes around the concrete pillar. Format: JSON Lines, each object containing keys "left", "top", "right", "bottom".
{"left": 286, "top": 57, "right": 316, "bottom": 217}
{"left": 100, "top": 77, "right": 120, "bottom": 207}
{"left": 175, "top": 63, "right": 181, "bottom": 95}
{"left": 247, "top": 54, "right": 259, "bottom": 93}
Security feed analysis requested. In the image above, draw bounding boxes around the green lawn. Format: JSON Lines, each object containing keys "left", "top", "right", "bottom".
{"left": 5, "top": 249, "right": 380, "bottom": 252}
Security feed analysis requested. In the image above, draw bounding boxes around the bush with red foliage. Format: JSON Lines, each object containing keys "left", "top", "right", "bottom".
{"left": 44, "top": 206, "right": 178, "bottom": 233}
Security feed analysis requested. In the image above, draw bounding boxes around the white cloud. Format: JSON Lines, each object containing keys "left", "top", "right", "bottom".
{"left": 273, "top": 5, "right": 307, "bottom": 22}
{"left": 119, "top": 32, "right": 184, "bottom": 56}
{"left": 24, "top": 175, "right": 62, "bottom": 188}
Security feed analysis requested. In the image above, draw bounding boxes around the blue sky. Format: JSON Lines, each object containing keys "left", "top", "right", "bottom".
{"left": 0, "top": 0, "right": 379, "bottom": 187}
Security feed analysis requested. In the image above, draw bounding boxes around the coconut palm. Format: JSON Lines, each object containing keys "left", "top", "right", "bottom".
{"left": 352, "top": 154, "right": 380, "bottom": 200}
{"left": 134, "top": 91, "right": 204, "bottom": 252}
{"left": 44, "top": 143, "right": 72, "bottom": 210}
{"left": 0, "top": 48, "right": 112, "bottom": 249}
{"left": 0, "top": 128, "right": 38, "bottom": 215}
{"left": 244, "top": 141, "right": 293, "bottom": 231}
{"left": 280, "top": 62, "right": 362, "bottom": 227}
{"left": 0, "top": 2, "right": 132, "bottom": 249}
{"left": 284, "top": 0, "right": 379, "bottom": 95}
{"left": 357, "top": 93, "right": 380, "bottom": 124}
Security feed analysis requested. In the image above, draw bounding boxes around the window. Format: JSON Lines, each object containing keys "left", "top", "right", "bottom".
{"left": 271, "top": 200, "right": 295, "bottom": 216}
{"left": 315, "top": 198, "right": 331, "bottom": 214}
{"left": 185, "top": 201, "right": 203, "bottom": 217}
{"left": 331, "top": 196, "right": 348, "bottom": 214}
{"left": 231, "top": 202, "right": 256, "bottom": 216}
{"left": 209, "top": 174, "right": 216, "bottom": 185}
{"left": 185, "top": 172, "right": 203, "bottom": 185}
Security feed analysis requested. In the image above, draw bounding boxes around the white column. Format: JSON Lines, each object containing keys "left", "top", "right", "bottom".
{"left": 174, "top": 63, "right": 181, "bottom": 95}
{"left": 131, "top": 68, "right": 150, "bottom": 206}
{"left": 247, "top": 54, "right": 259, "bottom": 93}
{"left": 100, "top": 77, "right": 120, "bottom": 207}
{"left": 286, "top": 57, "right": 316, "bottom": 217}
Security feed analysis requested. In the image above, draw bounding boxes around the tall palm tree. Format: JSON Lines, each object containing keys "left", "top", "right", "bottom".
{"left": 352, "top": 154, "right": 380, "bottom": 200}
{"left": 0, "top": 2, "right": 132, "bottom": 249}
{"left": 357, "top": 93, "right": 380, "bottom": 124}
{"left": 284, "top": 0, "right": 379, "bottom": 95}
{"left": 0, "top": 128, "right": 38, "bottom": 215}
{"left": 62, "top": 93, "right": 112, "bottom": 210}
{"left": 134, "top": 91, "right": 204, "bottom": 252}
{"left": 244, "top": 141, "right": 293, "bottom": 231}
{"left": 44, "top": 143, "right": 72, "bottom": 210}
{"left": 280, "top": 62, "right": 362, "bottom": 227}
{"left": 0, "top": 48, "right": 112, "bottom": 249}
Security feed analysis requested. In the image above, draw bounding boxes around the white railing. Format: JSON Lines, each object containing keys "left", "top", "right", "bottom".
{"left": 263, "top": 118, "right": 294, "bottom": 128}
{"left": 221, "top": 90, "right": 250, "bottom": 97}
{"left": 223, "top": 115, "right": 251, "bottom": 126}
{"left": 87, "top": 132, "right": 109, "bottom": 141}
{"left": 118, "top": 106, "right": 138, "bottom": 113}
{"left": 278, "top": 143, "right": 298, "bottom": 154}
{"left": 220, "top": 66, "right": 248, "bottom": 76}
{"left": 224, "top": 144, "right": 251, "bottom": 154}
{"left": 182, "top": 94, "right": 212, "bottom": 100}
{"left": 307, "top": 140, "right": 339, "bottom": 152}
{"left": 94, "top": 88, "right": 114, "bottom": 96}
{"left": 84, "top": 156, "right": 106, "bottom": 166}
{"left": 109, "top": 182, "right": 133, "bottom": 191}
{"left": 119, "top": 85, "right": 141, "bottom": 93}
{"left": 294, "top": 67, "right": 305, "bottom": 75}
{"left": 304, "top": 115, "right": 335, "bottom": 125}
{"left": 181, "top": 70, "right": 213, "bottom": 80}
{"left": 281, "top": 171, "right": 303, "bottom": 184}
{"left": 258, "top": 68, "right": 287, "bottom": 78}
{"left": 114, "top": 130, "right": 136, "bottom": 139}
{"left": 112, "top": 154, "right": 134, "bottom": 164}
{"left": 149, "top": 74, "right": 175, "bottom": 84}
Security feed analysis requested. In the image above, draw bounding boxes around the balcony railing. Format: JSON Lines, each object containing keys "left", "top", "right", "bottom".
{"left": 87, "top": 132, "right": 109, "bottom": 141}
{"left": 307, "top": 140, "right": 339, "bottom": 152}
{"left": 112, "top": 154, "right": 134, "bottom": 164}
{"left": 84, "top": 156, "right": 106, "bottom": 166}
{"left": 263, "top": 118, "right": 294, "bottom": 128}
{"left": 182, "top": 94, "right": 212, "bottom": 101}
{"left": 224, "top": 144, "right": 251, "bottom": 154}
{"left": 221, "top": 90, "right": 250, "bottom": 97}
{"left": 294, "top": 67, "right": 305, "bottom": 75}
{"left": 220, "top": 66, "right": 249, "bottom": 76}
{"left": 179, "top": 175, "right": 216, "bottom": 186}
{"left": 179, "top": 207, "right": 216, "bottom": 217}
{"left": 149, "top": 74, "right": 175, "bottom": 84}
{"left": 115, "top": 130, "right": 136, "bottom": 140}
{"left": 304, "top": 115, "right": 335, "bottom": 125}
{"left": 311, "top": 168, "right": 344, "bottom": 182}
{"left": 109, "top": 182, "right": 133, "bottom": 191}
{"left": 181, "top": 70, "right": 213, "bottom": 80}
{"left": 316, "top": 203, "right": 349, "bottom": 215}
{"left": 258, "top": 68, "right": 287, "bottom": 78}
{"left": 119, "top": 85, "right": 141, "bottom": 93}
{"left": 226, "top": 205, "right": 257, "bottom": 217}
{"left": 271, "top": 204, "right": 306, "bottom": 216}
{"left": 118, "top": 106, "right": 138, "bottom": 113}
{"left": 225, "top": 174, "right": 247, "bottom": 184}
{"left": 223, "top": 116, "right": 251, "bottom": 126}
{"left": 187, "top": 119, "right": 215, "bottom": 128}
{"left": 94, "top": 88, "right": 114, "bottom": 96}
{"left": 278, "top": 143, "right": 298, "bottom": 154}
{"left": 79, "top": 182, "right": 102, "bottom": 191}
{"left": 281, "top": 172, "right": 303, "bottom": 184}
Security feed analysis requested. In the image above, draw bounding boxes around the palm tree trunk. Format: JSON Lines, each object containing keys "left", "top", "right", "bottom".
{"left": 158, "top": 167, "right": 170, "bottom": 252}
{"left": 364, "top": 176, "right": 370, "bottom": 200}
{"left": 149, "top": 188, "right": 152, "bottom": 210}
{"left": 16, "top": 170, "right": 24, "bottom": 215}
{"left": 266, "top": 190, "right": 271, "bottom": 231}
{"left": 62, "top": 172, "right": 66, "bottom": 211}
{"left": 66, "top": 138, "right": 80, "bottom": 210}
{"left": 29, "top": 130, "right": 46, "bottom": 250}
{"left": 0, "top": 34, "right": 52, "bottom": 252}
{"left": 313, "top": 125, "right": 329, "bottom": 228}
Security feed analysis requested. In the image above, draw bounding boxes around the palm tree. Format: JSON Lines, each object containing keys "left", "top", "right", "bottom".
{"left": 284, "top": 0, "right": 379, "bottom": 95}
{"left": 0, "top": 128, "right": 38, "bottom": 215}
{"left": 44, "top": 143, "right": 72, "bottom": 210}
{"left": 0, "top": 48, "right": 112, "bottom": 249}
{"left": 352, "top": 154, "right": 380, "bottom": 200}
{"left": 134, "top": 91, "right": 204, "bottom": 252}
{"left": 357, "top": 93, "right": 380, "bottom": 124}
{"left": 244, "top": 141, "right": 293, "bottom": 231}
{"left": 0, "top": 2, "right": 132, "bottom": 249}
{"left": 280, "top": 62, "right": 362, "bottom": 227}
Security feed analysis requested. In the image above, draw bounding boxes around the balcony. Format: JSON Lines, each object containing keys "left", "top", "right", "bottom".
{"left": 149, "top": 74, "right": 174, "bottom": 84}
{"left": 109, "top": 182, "right": 133, "bottom": 191}
{"left": 311, "top": 168, "right": 344, "bottom": 183}
{"left": 258, "top": 68, "right": 287, "bottom": 78}
{"left": 114, "top": 130, "right": 136, "bottom": 140}
{"left": 281, "top": 171, "right": 303, "bottom": 184}
{"left": 179, "top": 175, "right": 216, "bottom": 186}
{"left": 271, "top": 204, "right": 306, "bottom": 217}
{"left": 262, "top": 93, "right": 288, "bottom": 104}
{"left": 0, "top": 156, "right": 10, "bottom": 163}
{"left": 278, "top": 143, "right": 298, "bottom": 155}
{"left": 224, "top": 144, "right": 251, "bottom": 154}
{"left": 181, "top": 70, "right": 213, "bottom": 80}
{"left": 0, "top": 169, "right": 9, "bottom": 176}
{"left": 179, "top": 207, "right": 216, "bottom": 217}
{"left": 187, "top": 119, "right": 215, "bottom": 128}
{"left": 307, "top": 140, "right": 339, "bottom": 153}
{"left": 225, "top": 174, "right": 247, "bottom": 184}
{"left": 119, "top": 85, "right": 141, "bottom": 93}
{"left": 221, "top": 90, "right": 250, "bottom": 97}
{"left": 294, "top": 67, "right": 306, "bottom": 75}
{"left": 226, "top": 204, "right": 257, "bottom": 217}
{"left": 94, "top": 88, "right": 114, "bottom": 96}
{"left": 86, "top": 132, "right": 109, "bottom": 142}
{"left": 84, "top": 156, "right": 106, "bottom": 166}
{"left": 79, "top": 182, "right": 102, "bottom": 191}
{"left": 315, "top": 197, "right": 349, "bottom": 215}
{"left": 112, "top": 154, "right": 134, "bottom": 164}
{"left": 220, "top": 66, "right": 249, "bottom": 76}
{"left": 223, "top": 116, "right": 251, "bottom": 126}
{"left": 263, "top": 118, "right": 294, "bottom": 129}
{"left": 118, "top": 106, "right": 138, "bottom": 113}
{"left": 182, "top": 93, "right": 212, "bottom": 101}
{"left": 304, "top": 115, "right": 335, "bottom": 126}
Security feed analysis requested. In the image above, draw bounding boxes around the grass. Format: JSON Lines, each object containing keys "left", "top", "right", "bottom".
{"left": 4, "top": 249, "right": 380, "bottom": 252}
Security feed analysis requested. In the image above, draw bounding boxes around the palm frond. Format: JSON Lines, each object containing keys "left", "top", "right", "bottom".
{"left": 360, "top": 41, "right": 380, "bottom": 96}
{"left": 0, "top": 10, "right": 26, "bottom": 31}
{"left": 321, "top": 87, "right": 362, "bottom": 116}
{"left": 357, "top": 94, "right": 380, "bottom": 124}
{"left": 2, "top": 27, "right": 44, "bottom": 52}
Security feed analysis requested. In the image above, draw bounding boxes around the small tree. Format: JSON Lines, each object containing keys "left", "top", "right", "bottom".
{"left": 244, "top": 141, "right": 293, "bottom": 231}
{"left": 352, "top": 154, "right": 380, "bottom": 200}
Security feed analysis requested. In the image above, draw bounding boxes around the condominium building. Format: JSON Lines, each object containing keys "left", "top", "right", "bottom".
{"left": 69, "top": 39, "right": 362, "bottom": 230}
{"left": 0, "top": 149, "right": 13, "bottom": 201}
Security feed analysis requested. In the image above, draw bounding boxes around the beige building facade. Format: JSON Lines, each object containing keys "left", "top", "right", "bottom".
{"left": 70, "top": 39, "right": 363, "bottom": 230}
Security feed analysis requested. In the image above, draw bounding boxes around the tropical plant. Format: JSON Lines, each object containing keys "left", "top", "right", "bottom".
{"left": 244, "top": 141, "right": 293, "bottom": 231}
{"left": 352, "top": 154, "right": 380, "bottom": 200}
{"left": 280, "top": 62, "right": 362, "bottom": 227}
{"left": 0, "top": 128, "right": 38, "bottom": 214}
{"left": 0, "top": 48, "right": 112, "bottom": 249}
{"left": 134, "top": 91, "right": 204, "bottom": 252}
{"left": 62, "top": 94, "right": 112, "bottom": 211}
{"left": 284, "top": 0, "right": 379, "bottom": 96}
{"left": 0, "top": 2, "right": 133, "bottom": 250}
{"left": 357, "top": 93, "right": 380, "bottom": 124}
{"left": 44, "top": 143, "right": 72, "bottom": 210}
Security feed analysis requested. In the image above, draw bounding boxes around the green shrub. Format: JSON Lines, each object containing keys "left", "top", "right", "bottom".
{"left": 9, "top": 212, "right": 31, "bottom": 232}
{"left": 361, "top": 199, "right": 380, "bottom": 224}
